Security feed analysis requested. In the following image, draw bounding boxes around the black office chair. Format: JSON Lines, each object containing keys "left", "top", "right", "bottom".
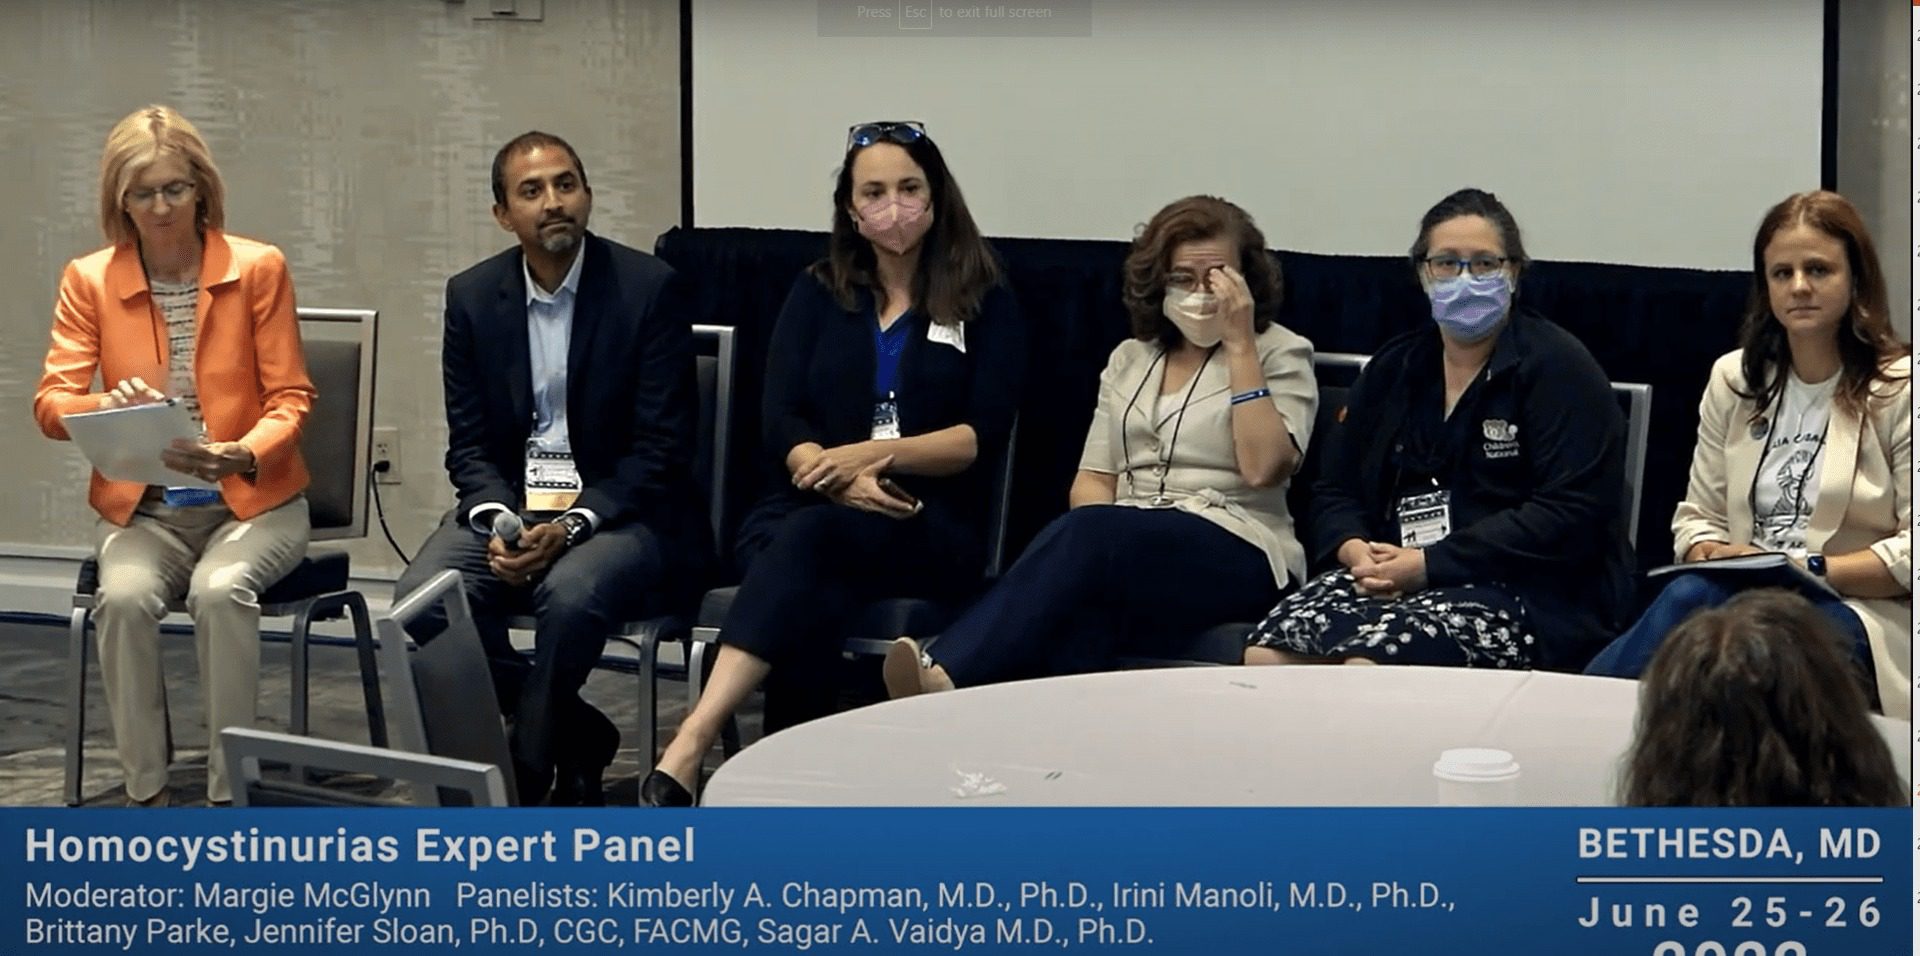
{"left": 62, "top": 308, "right": 381, "bottom": 806}
{"left": 500, "top": 324, "right": 736, "bottom": 779}
{"left": 685, "top": 421, "right": 1019, "bottom": 754}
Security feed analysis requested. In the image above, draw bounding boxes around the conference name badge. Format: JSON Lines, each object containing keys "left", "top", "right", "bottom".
{"left": 871, "top": 398, "right": 902, "bottom": 441}
{"left": 525, "top": 441, "right": 583, "bottom": 512}
{"left": 1396, "top": 489, "right": 1452, "bottom": 547}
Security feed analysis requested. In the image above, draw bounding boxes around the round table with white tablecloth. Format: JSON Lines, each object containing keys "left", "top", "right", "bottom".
{"left": 702, "top": 666, "right": 1912, "bottom": 806}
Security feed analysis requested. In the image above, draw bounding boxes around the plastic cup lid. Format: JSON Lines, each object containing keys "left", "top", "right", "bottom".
{"left": 1432, "top": 747, "right": 1520, "bottom": 782}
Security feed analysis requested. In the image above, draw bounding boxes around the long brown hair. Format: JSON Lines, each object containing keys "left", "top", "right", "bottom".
{"left": 809, "top": 133, "right": 999, "bottom": 326}
{"left": 1121, "top": 196, "right": 1283, "bottom": 350}
{"left": 1622, "top": 589, "right": 1905, "bottom": 807}
{"left": 1735, "top": 191, "right": 1906, "bottom": 421}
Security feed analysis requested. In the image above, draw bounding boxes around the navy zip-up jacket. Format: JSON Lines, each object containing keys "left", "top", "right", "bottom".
{"left": 1309, "top": 311, "right": 1634, "bottom": 669}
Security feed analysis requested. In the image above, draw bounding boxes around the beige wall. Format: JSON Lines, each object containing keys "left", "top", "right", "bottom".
{"left": 1, "top": 0, "right": 681, "bottom": 579}
{"left": 1835, "top": 0, "right": 1911, "bottom": 338}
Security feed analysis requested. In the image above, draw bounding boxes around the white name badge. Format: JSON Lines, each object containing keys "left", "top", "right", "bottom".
{"left": 927, "top": 320, "right": 965, "bottom": 353}
{"left": 525, "top": 442, "right": 583, "bottom": 512}
{"left": 871, "top": 399, "right": 902, "bottom": 441}
{"left": 1395, "top": 489, "right": 1452, "bottom": 547}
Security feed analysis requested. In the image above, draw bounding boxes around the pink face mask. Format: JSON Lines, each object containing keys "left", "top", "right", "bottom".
{"left": 855, "top": 196, "right": 933, "bottom": 256}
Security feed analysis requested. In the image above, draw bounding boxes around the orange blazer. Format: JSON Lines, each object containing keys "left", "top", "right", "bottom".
{"left": 34, "top": 231, "right": 315, "bottom": 526}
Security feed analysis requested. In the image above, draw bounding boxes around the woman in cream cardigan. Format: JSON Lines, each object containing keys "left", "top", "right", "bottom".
{"left": 1586, "top": 190, "right": 1910, "bottom": 717}
{"left": 884, "top": 195, "right": 1315, "bottom": 695}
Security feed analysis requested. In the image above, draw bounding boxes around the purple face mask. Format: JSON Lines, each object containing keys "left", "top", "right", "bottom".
{"left": 1427, "top": 273, "right": 1512, "bottom": 342}
{"left": 855, "top": 196, "right": 932, "bottom": 256}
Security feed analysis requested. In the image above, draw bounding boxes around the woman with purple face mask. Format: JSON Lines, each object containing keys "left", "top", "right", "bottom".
{"left": 642, "top": 122, "right": 1024, "bottom": 806}
{"left": 1243, "top": 187, "right": 1633, "bottom": 671}
{"left": 884, "top": 196, "right": 1315, "bottom": 698}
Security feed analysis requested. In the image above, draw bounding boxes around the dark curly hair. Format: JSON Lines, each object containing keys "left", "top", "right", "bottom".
{"left": 1735, "top": 190, "right": 1907, "bottom": 423}
{"left": 1121, "top": 196, "right": 1283, "bottom": 349}
{"left": 1622, "top": 589, "right": 1904, "bottom": 807}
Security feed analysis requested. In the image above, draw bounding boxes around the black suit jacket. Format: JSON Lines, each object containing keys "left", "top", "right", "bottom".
{"left": 441, "top": 232, "right": 707, "bottom": 561}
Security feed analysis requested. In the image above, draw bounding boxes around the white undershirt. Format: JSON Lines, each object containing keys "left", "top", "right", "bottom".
{"left": 1751, "top": 369, "right": 1836, "bottom": 553}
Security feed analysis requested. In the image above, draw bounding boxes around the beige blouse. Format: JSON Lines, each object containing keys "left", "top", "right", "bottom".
{"left": 1079, "top": 323, "right": 1318, "bottom": 587}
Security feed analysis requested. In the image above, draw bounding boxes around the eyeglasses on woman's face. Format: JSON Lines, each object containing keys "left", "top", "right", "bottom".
{"left": 1421, "top": 254, "right": 1509, "bottom": 280}
{"left": 125, "top": 180, "right": 196, "bottom": 209}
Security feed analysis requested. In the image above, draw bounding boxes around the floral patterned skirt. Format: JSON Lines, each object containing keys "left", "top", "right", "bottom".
{"left": 1244, "top": 570, "right": 1536, "bottom": 667}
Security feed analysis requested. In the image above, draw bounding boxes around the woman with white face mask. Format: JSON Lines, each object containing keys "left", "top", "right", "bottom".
{"left": 885, "top": 195, "right": 1315, "bottom": 697}
{"left": 1244, "top": 188, "right": 1633, "bottom": 671}
{"left": 643, "top": 122, "right": 1024, "bottom": 806}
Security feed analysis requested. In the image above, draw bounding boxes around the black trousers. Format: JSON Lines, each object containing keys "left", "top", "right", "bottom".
{"left": 722, "top": 502, "right": 976, "bottom": 732}
{"left": 394, "top": 512, "right": 668, "bottom": 793}
{"left": 929, "top": 505, "right": 1281, "bottom": 685}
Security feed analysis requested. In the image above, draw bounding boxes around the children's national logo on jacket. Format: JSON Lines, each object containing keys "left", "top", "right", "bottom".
{"left": 1481, "top": 418, "right": 1520, "bottom": 459}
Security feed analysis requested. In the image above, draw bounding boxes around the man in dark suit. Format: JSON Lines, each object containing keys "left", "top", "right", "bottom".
{"left": 396, "top": 131, "right": 708, "bottom": 806}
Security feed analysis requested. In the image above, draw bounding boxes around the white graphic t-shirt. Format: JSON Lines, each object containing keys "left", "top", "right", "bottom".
{"left": 1751, "top": 370, "right": 1836, "bottom": 552}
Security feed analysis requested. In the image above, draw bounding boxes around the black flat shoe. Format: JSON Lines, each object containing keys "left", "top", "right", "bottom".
{"left": 640, "top": 769, "right": 695, "bottom": 807}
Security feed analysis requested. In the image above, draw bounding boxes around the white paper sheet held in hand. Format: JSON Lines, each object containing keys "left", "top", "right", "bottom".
{"left": 60, "top": 401, "right": 214, "bottom": 489}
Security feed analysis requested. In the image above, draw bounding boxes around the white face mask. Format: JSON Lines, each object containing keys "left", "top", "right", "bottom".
{"left": 1162, "top": 287, "right": 1222, "bottom": 347}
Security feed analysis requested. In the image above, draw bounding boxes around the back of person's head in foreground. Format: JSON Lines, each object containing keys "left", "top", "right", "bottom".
{"left": 1623, "top": 589, "right": 1904, "bottom": 807}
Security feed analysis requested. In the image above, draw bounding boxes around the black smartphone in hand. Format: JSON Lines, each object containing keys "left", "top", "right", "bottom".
{"left": 876, "top": 477, "right": 922, "bottom": 512}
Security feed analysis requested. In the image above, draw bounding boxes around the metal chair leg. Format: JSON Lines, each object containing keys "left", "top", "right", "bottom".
{"left": 64, "top": 603, "right": 92, "bottom": 807}
{"left": 288, "top": 604, "right": 312, "bottom": 738}
{"left": 340, "top": 593, "right": 384, "bottom": 747}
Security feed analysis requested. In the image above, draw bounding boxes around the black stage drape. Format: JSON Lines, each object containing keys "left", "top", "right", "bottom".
{"left": 655, "top": 226, "right": 1750, "bottom": 581}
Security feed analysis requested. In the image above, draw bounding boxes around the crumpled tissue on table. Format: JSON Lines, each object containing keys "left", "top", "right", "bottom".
{"left": 950, "top": 767, "right": 1008, "bottom": 799}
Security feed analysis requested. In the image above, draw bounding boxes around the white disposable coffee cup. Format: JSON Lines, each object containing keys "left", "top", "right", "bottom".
{"left": 1433, "top": 747, "right": 1520, "bottom": 806}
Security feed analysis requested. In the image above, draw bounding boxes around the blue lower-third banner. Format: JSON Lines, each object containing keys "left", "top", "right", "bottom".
{"left": 2, "top": 808, "right": 1908, "bottom": 954}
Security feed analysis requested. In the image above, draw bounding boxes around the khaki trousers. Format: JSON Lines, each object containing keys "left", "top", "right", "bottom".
{"left": 92, "top": 495, "right": 309, "bottom": 803}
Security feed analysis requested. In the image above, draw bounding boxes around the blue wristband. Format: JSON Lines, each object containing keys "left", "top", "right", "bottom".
{"left": 1230, "top": 387, "right": 1271, "bottom": 406}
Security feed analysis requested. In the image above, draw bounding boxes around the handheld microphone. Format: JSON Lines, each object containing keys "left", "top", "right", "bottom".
{"left": 491, "top": 510, "right": 525, "bottom": 550}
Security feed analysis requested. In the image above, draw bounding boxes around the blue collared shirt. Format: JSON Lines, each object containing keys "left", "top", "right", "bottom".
{"left": 467, "top": 245, "right": 600, "bottom": 534}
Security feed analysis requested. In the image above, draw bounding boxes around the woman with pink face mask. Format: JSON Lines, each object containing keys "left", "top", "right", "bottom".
{"left": 884, "top": 195, "right": 1315, "bottom": 698}
{"left": 643, "top": 122, "right": 1023, "bottom": 806}
{"left": 1243, "top": 188, "right": 1633, "bottom": 671}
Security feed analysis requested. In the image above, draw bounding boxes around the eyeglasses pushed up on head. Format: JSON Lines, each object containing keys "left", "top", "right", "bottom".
{"left": 125, "top": 180, "right": 196, "bottom": 208}
{"left": 1421, "top": 254, "right": 1510, "bottom": 280}
{"left": 847, "top": 121, "right": 926, "bottom": 151}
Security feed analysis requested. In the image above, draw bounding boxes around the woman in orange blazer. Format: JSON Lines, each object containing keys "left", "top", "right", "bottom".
{"left": 34, "top": 106, "right": 316, "bottom": 806}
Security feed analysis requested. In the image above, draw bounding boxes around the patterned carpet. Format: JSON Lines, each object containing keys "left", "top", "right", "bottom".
{"left": 0, "top": 616, "right": 764, "bottom": 807}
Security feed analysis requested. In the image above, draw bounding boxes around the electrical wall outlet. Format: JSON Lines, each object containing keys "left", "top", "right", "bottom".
{"left": 372, "top": 426, "right": 402, "bottom": 484}
{"left": 475, "top": 0, "right": 542, "bottom": 21}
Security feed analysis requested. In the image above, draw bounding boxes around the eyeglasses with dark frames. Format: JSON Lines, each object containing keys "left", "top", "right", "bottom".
{"left": 1420, "top": 254, "right": 1510, "bottom": 280}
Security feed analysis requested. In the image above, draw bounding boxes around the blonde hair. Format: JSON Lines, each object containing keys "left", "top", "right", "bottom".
{"left": 98, "top": 105, "right": 225, "bottom": 245}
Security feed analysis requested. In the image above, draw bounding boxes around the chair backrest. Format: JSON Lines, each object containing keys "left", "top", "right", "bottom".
{"left": 983, "top": 419, "right": 1019, "bottom": 577}
{"left": 296, "top": 308, "right": 378, "bottom": 541}
{"left": 1287, "top": 352, "right": 1369, "bottom": 546}
{"left": 691, "top": 324, "right": 736, "bottom": 546}
{"left": 377, "top": 570, "right": 517, "bottom": 806}
{"left": 1611, "top": 381, "right": 1652, "bottom": 549}
{"left": 223, "top": 727, "right": 509, "bottom": 808}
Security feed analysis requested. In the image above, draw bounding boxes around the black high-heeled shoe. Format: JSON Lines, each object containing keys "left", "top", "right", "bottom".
{"left": 640, "top": 769, "right": 695, "bottom": 807}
